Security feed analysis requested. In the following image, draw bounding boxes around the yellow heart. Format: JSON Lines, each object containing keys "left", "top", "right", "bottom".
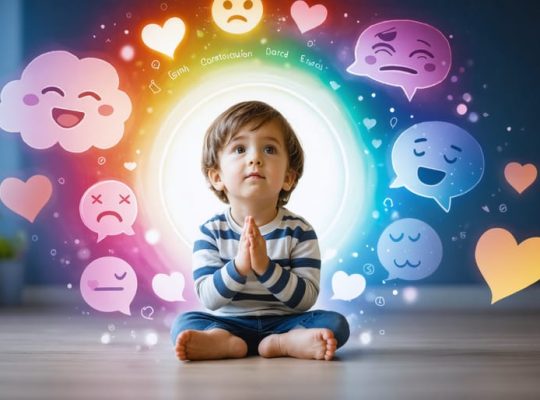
{"left": 141, "top": 17, "right": 185, "bottom": 58}
{"left": 475, "top": 228, "right": 540, "bottom": 303}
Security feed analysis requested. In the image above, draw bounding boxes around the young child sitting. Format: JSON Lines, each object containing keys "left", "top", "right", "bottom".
{"left": 171, "top": 101, "right": 349, "bottom": 361}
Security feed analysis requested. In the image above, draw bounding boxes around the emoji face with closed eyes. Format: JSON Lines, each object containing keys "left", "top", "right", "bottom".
{"left": 390, "top": 121, "right": 485, "bottom": 212}
{"left": 0, "top": 50, "right": 131, "bottom": 153}
{"left": 377, "top": 218, "right": 443, "bottom": 281}
{"left": 79, "top": 180, "right": 138, "bottom": 242}
{"left": 80, "top": 256, "right": 138, "bottom": 315}
{"left": 211, "top": 0, "right": 263, "bottom": 34}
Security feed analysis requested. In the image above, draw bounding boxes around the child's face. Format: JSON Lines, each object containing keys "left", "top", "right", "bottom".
{"left": 208, "top": 119, "right": 295, "bottom": 207}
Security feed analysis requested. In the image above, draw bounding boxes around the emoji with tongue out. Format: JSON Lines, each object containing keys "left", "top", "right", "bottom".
{"left": 0, "top": 50, "right": 131, "bottom": 153}
{"left": 80, "top": 180, "right": 138, "bottom": 242}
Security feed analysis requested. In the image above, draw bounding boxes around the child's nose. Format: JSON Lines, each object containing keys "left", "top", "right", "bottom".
{"left": 248, "top": 151, "right": 263, "bottom": 166}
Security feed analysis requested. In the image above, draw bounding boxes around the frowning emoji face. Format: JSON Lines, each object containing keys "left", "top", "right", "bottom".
{"left": 79, "top": 180, "right": 138, "bottom": 242}
{"left": 211, "top": 0, "right": 263, "bottom": 35}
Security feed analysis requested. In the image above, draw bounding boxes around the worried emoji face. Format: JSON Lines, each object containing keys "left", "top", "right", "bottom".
{"left": 347, "top": 20, "right": 452, "bottom": 101}
{"left": 79, "top": 180, "right": 138, "bottom": 242}
{"left": 211, "top": 0, "right": 263, "bottom": 34}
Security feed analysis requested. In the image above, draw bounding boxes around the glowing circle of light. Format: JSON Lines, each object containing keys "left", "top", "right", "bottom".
{"left": 141, "top": 63, "right": 372, "bottom": 269}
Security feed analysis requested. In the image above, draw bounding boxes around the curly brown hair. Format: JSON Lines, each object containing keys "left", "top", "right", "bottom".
{"left": 202, "top": 101, "right": 304, "bottom": 207}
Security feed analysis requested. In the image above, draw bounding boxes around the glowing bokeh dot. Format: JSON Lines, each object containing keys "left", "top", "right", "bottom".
{"left": 145, "top": 229, "right": 161, "bottom": 245}
{"left": 360, "top": 331, "right": 372, "bottom": 345}
{"left": 456, "top": 103, "right": 468, "bottom": 115}
{"left": 120, "top": 45, "right": 135, "bottom": 61}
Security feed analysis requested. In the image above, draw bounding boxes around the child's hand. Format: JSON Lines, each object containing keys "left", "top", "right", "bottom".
{"left": 248, "top": 217, "right": 270, "bottom": 276}
{"left": 234, "top": 217, "right": 251, "bottom": 277}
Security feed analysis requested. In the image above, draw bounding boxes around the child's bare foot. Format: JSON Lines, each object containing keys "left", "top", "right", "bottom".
{"left": 175, "top": 328, "right": 248, "bottom": 361}
{"left": 258, "top": 328, "right": 337, "bottom": 361}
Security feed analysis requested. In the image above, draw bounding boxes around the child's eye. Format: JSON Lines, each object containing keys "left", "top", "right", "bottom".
{"left": 234, "top": 145, "right": 245, "bottom": 154}
{"left": 264, "top": 145, "right": 276, "bottom": 154}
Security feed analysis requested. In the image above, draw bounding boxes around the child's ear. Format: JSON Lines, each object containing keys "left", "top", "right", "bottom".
{"left": 282, "top": 169, "right": 296, "bottom": 191}
{"left": 208, "top": 168, "right": 225, "bottom": 191}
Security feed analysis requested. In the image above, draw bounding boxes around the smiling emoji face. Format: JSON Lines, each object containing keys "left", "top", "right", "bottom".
{"left": 377, "top": 218, "right": 443, "bottom": 281}
{"left": 0, "top": 51, "right": 131, "bottom": 152}
{"left": 211, "top": 0, "right": 263, "bottom": 34}
{"left": 79, "top": 180, "right": 138, "bottom": 242}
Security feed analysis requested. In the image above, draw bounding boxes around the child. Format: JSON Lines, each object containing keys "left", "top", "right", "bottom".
{"left": 171, "top": 101, "right": 349, "bottom": 361}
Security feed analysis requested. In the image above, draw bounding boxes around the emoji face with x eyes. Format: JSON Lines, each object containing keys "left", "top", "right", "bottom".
{"left": 211, "top": 0, "right": 263, "bottom": 34}
{"left": 79, "top": 180, "right": 138, "bottom": 242}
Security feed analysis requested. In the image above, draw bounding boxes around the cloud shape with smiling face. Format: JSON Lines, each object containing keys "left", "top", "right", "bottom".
{"left": 0, "top": 50, "right": 132, "bottom": 153}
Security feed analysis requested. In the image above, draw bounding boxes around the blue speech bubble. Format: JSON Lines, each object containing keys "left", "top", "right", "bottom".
{"left": 377, "top": 218, "right": 443, "bottom": 281}
{"left": 390, "top": 121, "right": 484, "bottom": 212}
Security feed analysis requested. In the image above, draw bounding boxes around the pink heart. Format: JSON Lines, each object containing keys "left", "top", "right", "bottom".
{"left": 504, "top": 162, "right": 537, "bottom": 194}
{"left": 290, "top": 1, "right": 328, "bottom": 34}
{"left": 0, "top": 175, "right": 53, "bottom": 222}
{"left": 87, "top": 280, "right": 99, "bottom": 290}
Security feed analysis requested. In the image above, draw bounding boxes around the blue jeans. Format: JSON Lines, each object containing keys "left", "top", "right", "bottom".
{"left": 170, "top": 309, "right": 350, "bottom": 356}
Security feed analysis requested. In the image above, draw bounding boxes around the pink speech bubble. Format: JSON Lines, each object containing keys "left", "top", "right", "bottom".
{"left": 80, "top": 256, "right": 137, "bottom": 315}
{"left": 79, "top": 180, "right": 137, "bottom": 242}
{"left": 347, "top": 20, "right": 452, "bottom": 101}
{"left": 0, "top": 50, "right": 131, "bottom": 153}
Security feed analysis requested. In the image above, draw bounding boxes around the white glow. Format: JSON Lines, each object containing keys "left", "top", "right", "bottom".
{"left": 142, "top": 63, "right": 369, "bottom": 259}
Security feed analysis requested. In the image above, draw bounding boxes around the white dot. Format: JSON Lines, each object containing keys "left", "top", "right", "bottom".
{"left": 358, "top": 95, "right": 364, "bottom": 101}
{"left": 359, "top": 331, "right": 372, "bottom": 346}
{"left": 371, "top": 92, "right": 376, "bottom": 98}
{"left": 506, "top": 126, "right": 512, "bottom": 132}
{"left": 124, "top": 29, "right": 129, "bottom": 35}
{"left": 403, "top": 287, "right": 418, "bottom": 304}
{"left": 389, "top": 107, "right": 395, "bottom": 113}
{"left": 392, "top": 289, "right": 398, "bottom": 296}
{"left": 352, "top": 252, "right": 359, "bottom": 258}
{"left": 101, "top": 333, "right": 111, "bottom": 344}
{"left": 100, "top": 24, "right": 105, "bottom": 29}
{"left": 145, "top": 332, "right": 159, "bottom": 347}
{"left": 67, "top": 283, "right": 72, "bottom": 289}
{"left": 145, "top": 229, "right": 161, "bottom": 245}
{"left": 120, "top": 45, "right": 135, "bottom": 61}
{"left": 462, "top": 93, "right": 472, "bottom": 102}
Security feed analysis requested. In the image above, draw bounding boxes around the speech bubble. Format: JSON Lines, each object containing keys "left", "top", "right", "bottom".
{"left": 80, "top": 256, "right": 138, "bottom": 315}
{"left": 79, "top": 180, "right": 138, "bottom": 242}
{"left": 0, "top": 50, "right": 131, "bottom": 153}
{"left": 390, "top": 121, "right": 484, "bottom": 212}
{"left": 211, "top": 0, "right": 263, "bottom": 35}
{"left": 475, "top": 228, "right": 540, "bottom": 304}
{"left": 377, "top": 218, "right": 443, "bottom": 281}
{"left": 331, "top": 271, "right": 366, "bottom": 301}
{"left": 151, "top": 272, "right": 186, "bottom": 302}
{"left": 347, "top": 19, "right": 451, "bottom": 101}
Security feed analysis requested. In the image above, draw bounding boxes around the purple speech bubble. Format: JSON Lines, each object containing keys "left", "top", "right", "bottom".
{"left": 347, "top": 20, "right": 452, "bottom": 101}
{"left": 80, "top": 257, "right": 138, "bottom": 315}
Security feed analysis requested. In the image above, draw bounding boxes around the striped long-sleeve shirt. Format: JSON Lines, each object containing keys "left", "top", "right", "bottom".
{"left": 192, "top": 207, "right": 321, "bottom": 316}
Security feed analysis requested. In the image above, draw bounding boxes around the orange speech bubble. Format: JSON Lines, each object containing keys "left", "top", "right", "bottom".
{"left": 504, "top": 162, "right": 537, "bottom": 194}
{"left": 475, "top": 228, "right": 540, "bottom": 303}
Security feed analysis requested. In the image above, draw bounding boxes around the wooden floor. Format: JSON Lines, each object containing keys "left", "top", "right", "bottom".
{"left": 2, "top": 306, "right": 540, "bottom": 400}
